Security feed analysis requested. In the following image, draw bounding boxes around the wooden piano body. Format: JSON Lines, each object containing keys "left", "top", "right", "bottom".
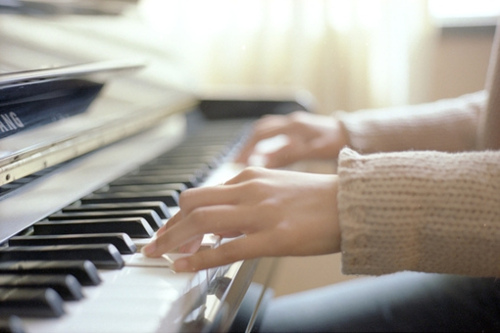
{"left": 0, "top": 3, "right": 313, "bottom": 332}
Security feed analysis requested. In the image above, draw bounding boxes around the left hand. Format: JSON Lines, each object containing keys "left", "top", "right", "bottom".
{"left": 142, "top": 167, "right": 341, "bottom": 272}
{"left": 235, "top": 111, "right": 347, "bottom": 168}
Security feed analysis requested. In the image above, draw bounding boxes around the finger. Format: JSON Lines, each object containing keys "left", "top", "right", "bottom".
{"left": 235, "top": 132, "right": 279, "bottom": 164}
{"left": 177, "top": 235, "right": 204, "bottom": 253}
{"left": 264, "top": 142, "right": 306, "bottom": 168}
{"left": 178, "top": 185, "right": 238, "bottom": 214}
{"left": 173, "top": 234, "right": 271, "bottom": 272}
{"left": 143, "top": 205, "right": 252, "bottom": 257}
{"left": 222, "top": 166, "right": 268, "bottom": 187}
{"left": 215, "top": 231, "right": 243, "bottom": 238}
{"left": 156, "top": 211, "right": 182, "bottom": 236}
{"left": 235, "top": 117, "right": 294, "bottom": 164}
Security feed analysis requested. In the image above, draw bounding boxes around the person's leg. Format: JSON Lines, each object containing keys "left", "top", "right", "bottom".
{"left": 256, "top": 272, "right": 500, "bottom": 332}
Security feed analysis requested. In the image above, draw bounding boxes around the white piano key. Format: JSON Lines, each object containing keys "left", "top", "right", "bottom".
{"left": 23, "top": 266, "right": 208, "bottom": 333}
{"left": 201, "top": 162, "right": 243, "bottom": 187}
{"left": 124, "top": 253, "right": 186, "bottom": 268}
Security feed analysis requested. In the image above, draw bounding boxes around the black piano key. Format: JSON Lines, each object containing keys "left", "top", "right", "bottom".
{"left": 9, "top": 233, "right": 136, "bottom": 254}
{"left": 81, "top": 190, "right": 179, "bottom": 207}
{"left": 152, "top": 156, "right": 220, "bottom": 169}
{"left": 142, "top": 159, "right": 209, "bottom": 168}
{"left": 0, "top": 274, "right": 83, "bottom": 301}
{"left": 63, "top": 201, "right": 172, "bottom": 219}
{"left": 165, "top": 144, "right": 228, "bottom": 154}
{"left": 0, "top": 245, "right": 124, "bottom": 269}
{"left": 119, "top": 175, "right": 198, "bottom": 188}
{"left": 100, "top": 183, "right": 187, "bottom": 196}
{"left": 139, "top": 162, "right": 210, "bottom": 175}
{"left": 0, "top": 316, "right": 25, "bottom": 333}
{"left": 149, "top": 152, "right": 218, "bottom": 162}
{"left": 0, "top": 288, "right": 64, "bottom": 318}
{"left": 111, "top": 174, "right": 199, "bottom": 188}
{"left": 158, "top": 149, "right": 220, "bottom": 157}
{"left": 33, "top": 218, "right": 154, "bottom": 238}
{"left": 0, "top": 261, "right": 101, "bottom": 286}
{"left": 167, "top": 145, "right": 229, "bottom": 154}
{"left": 130, "top": 170, "right": 205, "bottom": 185}
{"left": 49, "top": 210, "right": 163, "bottom": 230}
{"left": 135, "top": 163, "right": 208, "bottom": 174}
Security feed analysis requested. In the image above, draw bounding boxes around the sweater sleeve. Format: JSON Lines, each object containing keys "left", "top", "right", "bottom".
{"left": 337, "top": 148, "right": 500, "bottom": 277}
{"left": 337, "top": 91, "right": 486, "bottom": 153}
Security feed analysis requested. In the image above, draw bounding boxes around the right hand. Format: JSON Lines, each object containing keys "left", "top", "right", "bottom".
{"left": 142, "top": 167, "right": 341, "bottom": 272}
{"left": 235, "top": 111, "right": 348, "bottom": 168}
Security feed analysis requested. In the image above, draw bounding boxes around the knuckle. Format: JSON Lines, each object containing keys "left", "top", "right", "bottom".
{"left": 240, "top": 177, "right": 269, "bottom": 197}
{"left": 239, "top": 166, "right": 265, "bottom": 179}
{"left": 255, "top": 180, "right": 272, "bottom": 194}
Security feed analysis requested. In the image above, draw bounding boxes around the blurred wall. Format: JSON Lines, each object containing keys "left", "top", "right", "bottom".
{"left": 430, "top": 26, "right": 495, "bottom": 101}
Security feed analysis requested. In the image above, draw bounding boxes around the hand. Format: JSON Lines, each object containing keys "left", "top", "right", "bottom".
{"left": 142, "top": 167, "right": 341, "bottom": 272}
{"left": 235, "top": 111, "right": 348, "bottom": 168}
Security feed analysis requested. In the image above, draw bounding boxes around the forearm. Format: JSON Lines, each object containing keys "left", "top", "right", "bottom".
{"left": 337, "top": 148, "right": 500, "bottom": 277}
{"left": 337, "top": 91, "right": 486, "bottom": 153}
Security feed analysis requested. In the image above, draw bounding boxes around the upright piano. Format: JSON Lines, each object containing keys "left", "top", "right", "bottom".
{"left": 0, "top": 3, "right": 313, "bottom": 332}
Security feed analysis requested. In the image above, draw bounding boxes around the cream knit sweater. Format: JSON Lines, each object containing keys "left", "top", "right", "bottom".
{"left": 336, "top": 33, "right": 500, "bottom": 278}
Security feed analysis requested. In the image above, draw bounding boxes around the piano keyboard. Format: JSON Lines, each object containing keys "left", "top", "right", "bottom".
{"left": 0, "top": 116, "right": 254, "bottom": 333}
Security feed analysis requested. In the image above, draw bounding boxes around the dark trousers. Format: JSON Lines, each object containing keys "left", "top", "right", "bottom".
{"left": 254, "top": 272, "right": 500, "bottom": 332}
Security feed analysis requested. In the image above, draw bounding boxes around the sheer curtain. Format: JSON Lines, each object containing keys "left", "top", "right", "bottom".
{"left": 138, "top": 0, "right": 435, "bottom": 114}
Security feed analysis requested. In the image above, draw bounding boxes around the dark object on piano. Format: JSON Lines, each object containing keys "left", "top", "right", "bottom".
{"left": 0, "top": 78, "right": 102, "bottom": 139}
{"left": 0, "top": 60, "right": 144, "bottom": 139}
{"left": 198, "top": 99, "right": 311, "bottom": 120}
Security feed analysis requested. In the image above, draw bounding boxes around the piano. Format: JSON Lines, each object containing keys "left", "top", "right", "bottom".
{"left": 0, "top": 2, "right": 314, "bottom": 332}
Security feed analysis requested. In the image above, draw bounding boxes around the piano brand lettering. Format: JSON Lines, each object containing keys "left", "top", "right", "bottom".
{"left": 0, "top": 112, "right": 24, "bottom": 133}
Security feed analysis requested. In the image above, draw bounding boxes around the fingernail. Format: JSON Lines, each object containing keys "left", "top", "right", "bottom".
{"left": 141, "top": 241, "right": 156, "bottom": 256}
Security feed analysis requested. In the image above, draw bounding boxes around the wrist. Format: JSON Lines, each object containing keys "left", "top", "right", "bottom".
{"left": 333, "top": 119, "right": 350, "bottom": 154}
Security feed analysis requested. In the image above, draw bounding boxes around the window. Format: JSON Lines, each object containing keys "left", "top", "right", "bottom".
{"left": 429, "top": 0, "right": 500, "bottom": 26}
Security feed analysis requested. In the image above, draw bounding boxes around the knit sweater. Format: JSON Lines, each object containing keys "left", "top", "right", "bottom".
{"left": 336, "top": 32, "right": 500, "bottom": 278}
